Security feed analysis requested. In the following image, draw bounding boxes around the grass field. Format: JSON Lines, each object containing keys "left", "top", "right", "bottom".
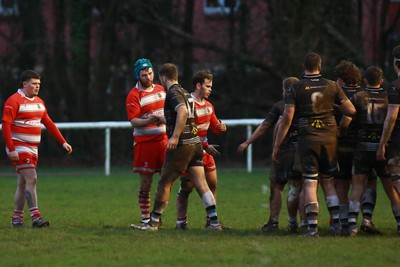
{"left": 0, "top": 168, "right": 399, "bottom": 267}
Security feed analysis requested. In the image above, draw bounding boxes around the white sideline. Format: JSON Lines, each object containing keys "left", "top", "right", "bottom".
{"left": 0, "top": 119, "right": 263, "bottom": 176}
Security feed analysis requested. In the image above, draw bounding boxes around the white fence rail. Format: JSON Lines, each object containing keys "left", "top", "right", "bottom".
{"left": 0, "top": 119, "right": 263, "bottom": 176}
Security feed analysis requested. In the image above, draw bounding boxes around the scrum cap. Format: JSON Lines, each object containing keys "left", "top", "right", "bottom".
{"left": 134, "top": 58, "right": 153, "bottom": 79}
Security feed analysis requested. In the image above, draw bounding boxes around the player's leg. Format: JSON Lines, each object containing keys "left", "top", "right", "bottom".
{"left": 12, "top": 173, "right": 26, "bottom": 227}
{"left": 262, "top": 180, "right": 284, "bottom": 232}
{"left": 334, "top": 149, "right": 352, "bottom": 235}
{"left": 261, "top": 163, "right": 283, "bottom": 232}
{"left": 137, "top": 173, "right": 153, "bottom": 224}
{"left": 379, "top": 176, "right": 400, "bottom": 234}
{"left": 204, "top": 154, "right": 218, "bottom": 227}
{"left": 132, "top": 140, "right": 166, "bottom": 227}
{"left": 286, "top": 178, "right": 301, "bottom": 233}
{"left": 298, "top": 140, "right": 320, "bottom": 236}
{"left": 19, "top": 168, "right": 49, "bottom": 227}
{"left": 176, "top": 176, "right": 194, "bottom": 230}
{"left": 187, "top": 165, "right": 221, "bottom": 230}
{"left": 348, "top": 173, "right": 368, "bottom": 236}
{"left": 320, "top": 175, "right": 340, "bottom": 235}
{"left": 134, "top": 145, "right": 190, "bottom": 231}
{"left": 303, "top": 177, "right": 319, "bottom": 236}
{"left": 360, "top": 176, "right": 381, "bottom": 235}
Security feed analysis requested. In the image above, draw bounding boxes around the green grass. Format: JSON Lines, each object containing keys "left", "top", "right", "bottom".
{"left": 0, "top": 169, "right": 399, "bottom": 267}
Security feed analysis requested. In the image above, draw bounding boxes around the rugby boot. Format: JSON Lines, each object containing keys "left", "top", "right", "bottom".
{"left": 261, "top": 220, "right": 279, "bottom": 232}
{"left": 360, "top": 219, "right": 382, "bottom": 235}
{"left": 32, "top": 217, "right": 50, "bottom": 228}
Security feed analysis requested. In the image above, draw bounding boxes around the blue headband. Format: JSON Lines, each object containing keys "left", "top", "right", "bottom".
{"left": 134, "top": 58, "right": 153, "bottom": 79}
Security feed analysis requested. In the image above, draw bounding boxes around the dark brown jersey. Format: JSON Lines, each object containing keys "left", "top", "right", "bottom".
{"left": 351, "top": 87, "right": 388, "bottom": 151}
{"left": 333, "top": 85, "right": 361, "bottom": 147}
{"left": 284, "top": 74, "right": 348, "bottom": 142}
{"left": 164, "top": 84, "right": 200, "bottom": 145}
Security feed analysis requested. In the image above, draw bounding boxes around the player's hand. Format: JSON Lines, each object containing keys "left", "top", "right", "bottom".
{"left": 206, "top": 144, "right": 221, "bottom": 157}
{"left": 376, "top": 145, "right": 386, "bottom": 161}
{"left": 166, "top": 136, "right": 179, "bottom": 151}
{"left": 63, "top": 143, "right": 73, "bottom": 154}
{"left": 272, "top": 146, "right": 280, "bottom": 163}
{"left": 237, "top": 142, "right": 249, "bottom": 154}
{"left": 216, "top": 123, "right": 227, "bottom": 132}
{"left": 8, "top": 150, "right": 19, "bottom": 162}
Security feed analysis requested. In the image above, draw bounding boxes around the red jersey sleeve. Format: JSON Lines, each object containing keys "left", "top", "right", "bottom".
{"left": 41, "top": 112, "right": 67, "bottom": 145}
{"left": 126, "top": 89, "right": 141, "bottom": 121}
{"left": 2, "top": 122, "right": 15, "bottom": 152}
{"left": 208, "top": 108, "right": 225, "bottom": 135}
{"left": 2, "top": 98, "right": 18, "bottom": 151}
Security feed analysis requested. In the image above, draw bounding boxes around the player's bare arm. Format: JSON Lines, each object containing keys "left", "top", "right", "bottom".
{"left": 237, "top": 122, "right": 269, "bottom": 154}
{"left": 272, "top": 105, "right": 294, "bottom": 162}
{"left": 340, "top": 99, "right": 356, "bottom": 117}
{"left": 377, "top": 104, "right": 400, "bottom": 161}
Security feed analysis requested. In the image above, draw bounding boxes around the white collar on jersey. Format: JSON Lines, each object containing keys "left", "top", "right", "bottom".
{"left": 190, "top": 93, "right": 205, "bottom": 105}
{"left": 18, "top": 89, "right": 36, "bottom": 100}
{"left": 136, "top": 82, "right": 154, "bottom": 92}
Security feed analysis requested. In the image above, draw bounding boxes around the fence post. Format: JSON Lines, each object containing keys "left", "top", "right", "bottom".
{"left": 105, "top": 128, "right": 111, "bottom": 176}
{"left": 246, "top": 124, "right": 252, "bottom": 173}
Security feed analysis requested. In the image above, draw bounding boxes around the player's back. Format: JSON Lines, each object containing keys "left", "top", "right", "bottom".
{"left": 288, "top": 74, "right": 344, "bottom": 142}
{"left": 352, "top": 87, "right": 388, "bottom": 151}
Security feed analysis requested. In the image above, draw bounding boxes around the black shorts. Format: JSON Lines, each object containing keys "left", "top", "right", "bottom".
{"left": 270, "top": 147, "right": 302, "bottom": 185}
{"left": 335, "top": 147, "right": 353, "bottom": 180}
{"left": 297, "top": 138, "right": 338, "bottom": 179}
{"left": 352, "top": 150, "right": 388, "bottom": 177}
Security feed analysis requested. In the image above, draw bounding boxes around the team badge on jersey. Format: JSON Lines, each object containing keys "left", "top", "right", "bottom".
{"left": 311, "top": 119, "right": 323, "bottom": 128}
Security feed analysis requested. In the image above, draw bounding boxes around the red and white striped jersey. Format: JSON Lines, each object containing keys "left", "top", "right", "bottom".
{"left": 192, "top": 94, "right": 224, "bottom": 148}
{"left": 2, "top": 89, "right": 66, "bottom": 155}
{"left": 126, "top": 83, "right": 167, "bottom": 143}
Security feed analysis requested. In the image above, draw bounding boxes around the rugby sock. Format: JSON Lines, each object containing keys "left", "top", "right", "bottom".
{"left": 326, "top": 195, "right": 340, "bottom": 229}
{"left": 339, "top": 204, "right": 349, "bottom": 231}
{"left": 29, "top": 207, "right": 41, "bottom": 221}
{"left": 12, "top": 210, "right": 24, "bottom": 224}
{"left": 270, "top": 216, "right": 279, "bottom": 224}
{"left": 288, "top": 217, "right": 297, "bottom": 225}
{"left": 138, "top": 190, "right": 151, "bottom": 222}
{"left": 150, "top": 211, "right": 162, "bottom": 225}
{"left": 362, "top": 187, "right": 376, "bottom": 221}
{"left": 177, "top": 216, "right": 187, "bottom": 225}
{"left": 202, "top": 191, "right": 219, "bottom": 226}
{"left": 348, "top": 200, "right": 360, "bottom": 231}
{"left": 305, "top": 202, "right": 319, "bottom": 234}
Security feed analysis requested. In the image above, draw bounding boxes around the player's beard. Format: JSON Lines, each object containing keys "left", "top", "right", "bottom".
{"left": 140, "top": 79, "right": 153, "bottom": 89}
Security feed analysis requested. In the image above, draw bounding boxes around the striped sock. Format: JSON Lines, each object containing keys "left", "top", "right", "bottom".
{"left": 138, "top": 190, "right": 150, "bottom": 222}
{"left": 12, "top": 210, "right": 24, "bottom": 224}
{"left": 362, "top": 188, "right": 376, "bottom": 221}
{"left": 29, "top": 207, "right": 41, "bottom": 221}
{"left": 305, "top": 202, "right": 319, "bottom": 234}
{"left": 348, "top": 200, "right": 360, "bottom": 231}
{"left": 326, "top": 195, "right": 340, "bottom": 229}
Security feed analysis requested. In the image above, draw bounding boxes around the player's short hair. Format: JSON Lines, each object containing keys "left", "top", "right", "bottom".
{"left": 19, "top": 70, "right": 40, "bottom": 87}
{"left": 334, "top": 60, "right": 362, "bottom": 85}
{"left": 282, "top": 77, "right": 299, "bottom": 89}
{"left": 303, "top": 52, "right": 321, "bottom": 72}
{"left": 363, "top": 66, "right": 383, "bottom": 86}
{"left": 158, "top": 63, "right": 178, "bottom": 81}
{"left": 192, "top": 70, "right": 213, "bottom": 88}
